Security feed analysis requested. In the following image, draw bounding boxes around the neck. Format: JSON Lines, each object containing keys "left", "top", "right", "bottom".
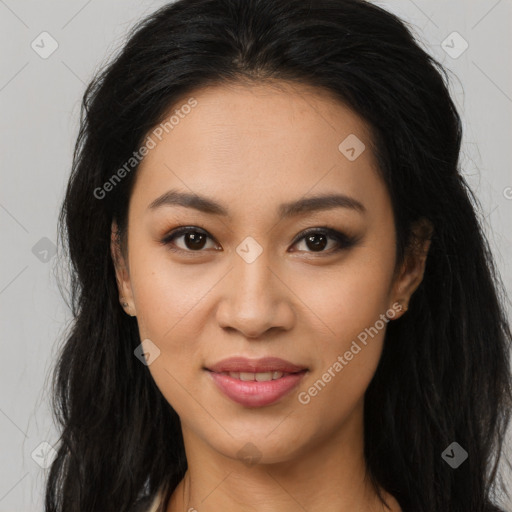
{"left": 166, "top": 400, "right": 400, "bottom": 512}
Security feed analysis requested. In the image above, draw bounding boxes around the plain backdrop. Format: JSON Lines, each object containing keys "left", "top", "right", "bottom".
{"left": 0, "top": 0, "right": 511, "bottom": 510}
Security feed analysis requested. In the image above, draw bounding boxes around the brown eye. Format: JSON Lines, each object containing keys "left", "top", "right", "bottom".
{"left": 302, "top": 233, "right": 329, "bottom": 251}
{"left": 161, "top": 227, "right": 218, "bottom": 252}
{"left": 290, "top": 227, "right": 358, "bottom": 254}
{"left": 161, "top": 225, "right": 358, "bottom": 256}
{"left": 182, "top": 231, "right": 207, "bottom": 250}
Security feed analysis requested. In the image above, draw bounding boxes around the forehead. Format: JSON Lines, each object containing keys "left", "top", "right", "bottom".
{"left": 131, "top": 80, "right": 387, "bottom": 220}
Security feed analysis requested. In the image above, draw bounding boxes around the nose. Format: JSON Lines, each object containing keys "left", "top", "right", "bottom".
{"left": 215, "top": 250, "right": 295, "bottom": 339}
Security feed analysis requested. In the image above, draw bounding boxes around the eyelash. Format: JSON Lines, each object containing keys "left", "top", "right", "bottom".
{"left": 160, "top": 225, "right": 359, "bottom": 256}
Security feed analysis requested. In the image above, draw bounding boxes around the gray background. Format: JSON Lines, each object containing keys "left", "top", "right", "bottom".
{"left": 1, "top": 0, "right": 511, "bottom": 510}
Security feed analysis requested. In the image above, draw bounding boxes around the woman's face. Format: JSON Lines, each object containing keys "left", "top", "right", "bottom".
{"left": 113, "top": 81, "right": 427, "bottom": 465}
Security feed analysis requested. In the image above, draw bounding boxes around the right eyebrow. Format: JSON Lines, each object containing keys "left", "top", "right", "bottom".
{"left": 148, "top": 189, "right": 229, "bottom": 216}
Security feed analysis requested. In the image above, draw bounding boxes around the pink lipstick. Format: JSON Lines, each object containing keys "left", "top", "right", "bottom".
{"left": 206, "top": 357, "right": 307, "bottom": 407}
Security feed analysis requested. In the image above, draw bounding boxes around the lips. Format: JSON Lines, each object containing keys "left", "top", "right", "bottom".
{"left": 205, "top": 357, "right": 308, "bottom": 407}
{"left": 219, "top": 370, "right": 291, "bottom": 381}
{"left": 206, "top": 356, "right": 306, "bottom": 374}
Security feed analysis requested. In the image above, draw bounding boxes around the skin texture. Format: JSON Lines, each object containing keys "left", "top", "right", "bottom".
{"left": 112, "top": 81, "right": 432, "bottom": 512}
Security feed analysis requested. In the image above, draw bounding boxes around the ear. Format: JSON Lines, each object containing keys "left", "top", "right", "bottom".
{"left": 390, "top": 217, "right": 433, "bottom": 317}
{"left": 111, "top": 220, "right": 136, "bottom": 317}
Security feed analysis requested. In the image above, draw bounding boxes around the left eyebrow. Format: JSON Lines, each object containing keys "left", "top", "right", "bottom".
{"left": 278, "top": 193, "right": 366, "bottom": 218}
{"left": 147, "top": 188, "right": 366, "bottom": 217}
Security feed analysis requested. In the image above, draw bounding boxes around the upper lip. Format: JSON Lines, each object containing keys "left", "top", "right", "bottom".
{"left": 206, "top": 357, "right": 307, "bottom": 374}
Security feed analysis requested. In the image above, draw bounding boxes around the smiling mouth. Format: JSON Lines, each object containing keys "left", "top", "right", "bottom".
{"left": 204, "top": 356, "right": 308, "bottom": 407}
{"left": 213, "top": 370, "right": 299, "bottom": 381}
{"left": 205, "top": 355, "right": 307, "bottom": 374}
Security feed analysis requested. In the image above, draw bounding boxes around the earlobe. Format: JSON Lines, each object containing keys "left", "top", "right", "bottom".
{"left": 110, "top": 221, "right": 136, "bottom": 317}
{"left": 119, "top": 297, "right": 136, "bottom": 317}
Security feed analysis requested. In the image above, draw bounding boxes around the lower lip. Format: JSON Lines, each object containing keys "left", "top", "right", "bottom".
{"left": 207, "top": 370, "right": 307, "bottom": 407}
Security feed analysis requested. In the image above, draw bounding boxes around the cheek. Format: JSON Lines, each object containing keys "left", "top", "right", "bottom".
{"left": 127, "top": 248, "right": 220, "bottom": 409}
{"left": 290, "top": 248, "right": 395, "bottom": 408}
{"left": 294, "top": 250, "right": 395, "bottom": 344}
{"left": 129, "top": 241, "right": 213, "bottom": 336}
{"left": 129, "top": 254, "right": 214, "bottom": 416}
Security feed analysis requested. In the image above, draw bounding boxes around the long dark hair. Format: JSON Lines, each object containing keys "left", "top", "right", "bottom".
{"left": 46, "top": 0, "right": 512, "bottom": 510}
